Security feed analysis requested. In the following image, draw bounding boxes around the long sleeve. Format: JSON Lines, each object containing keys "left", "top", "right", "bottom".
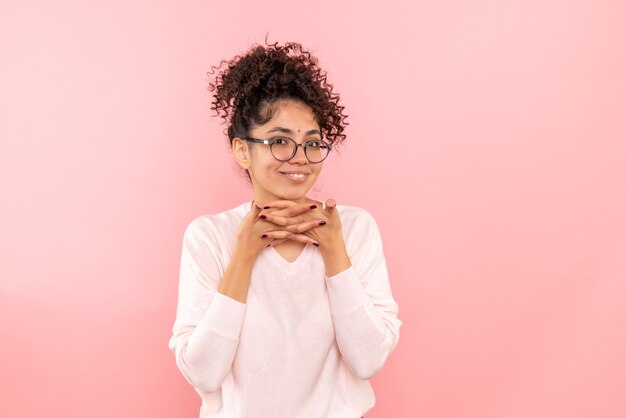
{"left": 168, "top": 218, "right": 247, "bottom": 393}
{"left": 324, "top": 209, "right": 402, "bottom": 380}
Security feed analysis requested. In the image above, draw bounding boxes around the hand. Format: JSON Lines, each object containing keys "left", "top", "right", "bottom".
{"left": 232, "top": 201, "right": 315, "bottom": 258}
{"left": 232, "top": 202, "right": 276, "bottom": 258}
{"left": 255, "top": 200, "right": 325, "bottom": 247}
{"left": 259, "top": 198, "right": 345, "bottom": 254}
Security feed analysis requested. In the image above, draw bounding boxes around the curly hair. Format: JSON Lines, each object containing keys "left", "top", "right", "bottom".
{"left": 207, "top": 36, "right": 349, "bottom": 166}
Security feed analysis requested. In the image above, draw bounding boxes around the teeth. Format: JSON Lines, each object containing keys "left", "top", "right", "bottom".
{"left": 286, "top": 173, "right": 305, "bottom": 179}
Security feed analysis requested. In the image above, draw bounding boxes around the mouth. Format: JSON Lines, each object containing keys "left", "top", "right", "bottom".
{"left": 279, "top": 172, "right": 309, "bottom": 182}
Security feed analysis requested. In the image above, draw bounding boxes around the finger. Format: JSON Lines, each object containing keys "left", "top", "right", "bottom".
{"left": 281, "top": 219, "right": 326, "bottom": 233}
{"left": 261, "top": 230, "right": 294, "bottom": 239}
{"left": 260, "top": 199, "right": 299, "bottom": 210}
{"left": 325, "top": 198, "right": 337, "bottom": 209}
{"left": 260, "top": 201, "right": 318, "bottom": 218}
{"left": 275, "top": 202, "right": 319, "bottom": 217}
{"left": 268, "top": 238, "right": 288, "bottom": 246}
{"left": 284, "top": 233, "right": 319, "bottom": 246}
{"left": 258, "top": 214, "right": 303, "bottom": 227}
{"left": 266, "top": 234, "right": 317, "bottom": 247}
{"left": 246, "top": 200, "right": 262, "bottom": 222}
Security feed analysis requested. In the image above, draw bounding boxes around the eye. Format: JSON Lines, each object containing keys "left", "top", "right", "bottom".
{"left": 271, "top": 137, "right": 290, "bottom": 145}
{"left": 305, "top": 140, "right": 321, "bottom": 149}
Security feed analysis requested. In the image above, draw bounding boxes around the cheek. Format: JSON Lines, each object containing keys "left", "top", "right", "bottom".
{"left": 312, "top": 165, "right": 323, "bottom": 178}
{"left": 249, "top": 154, "right": 278, "bottom": 173}
{"left": 264, "top": 161, "right": 282, "bottom": 173}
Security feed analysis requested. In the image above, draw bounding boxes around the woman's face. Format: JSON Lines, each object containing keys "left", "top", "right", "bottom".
{"left": 233, "top": 99, "right": 324, "bottom": 205}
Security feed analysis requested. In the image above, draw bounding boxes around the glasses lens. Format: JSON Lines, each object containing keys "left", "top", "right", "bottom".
{"left": 305, "top": 140, "right": 330, "bottom": 163}
{"left": 270, "top": 138, "right": 295, "bottom": 161}
{"left": 269, "top": 138, "right": 331, "bottom": 162}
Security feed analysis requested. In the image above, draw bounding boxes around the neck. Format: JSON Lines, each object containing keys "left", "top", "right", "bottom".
{"left": 253, "top": 192, "right": 312, "bottom": 206}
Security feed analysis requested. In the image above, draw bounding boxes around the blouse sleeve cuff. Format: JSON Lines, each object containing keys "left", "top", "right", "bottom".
{"left": 324, "top": 265, "right": 369, "bottom": 316}
{"left": 196, "top": 291, "right": 247, "bottom": 340}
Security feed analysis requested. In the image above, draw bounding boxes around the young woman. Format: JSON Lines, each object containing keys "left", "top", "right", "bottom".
{"left": 168, "top": 39, "right": 401, "bottom": 418}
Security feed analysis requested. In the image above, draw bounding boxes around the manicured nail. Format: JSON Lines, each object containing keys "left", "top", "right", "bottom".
{"left": 310, "top": 204, "right": 317, "bottom": 209}
{"left": 261, "top": 234, "right": 268, "bottom": 238}
{"left": 318, "top": 220, "right": 326, "bottom": 225}
{"left": 264, "top": 206, "right": 270, "bottom": 209}
{"left": 312, "top": 242, "right": 319, "bottom": 246}
{"left": 259, "top": 214, "right": 267, "bottom": 219}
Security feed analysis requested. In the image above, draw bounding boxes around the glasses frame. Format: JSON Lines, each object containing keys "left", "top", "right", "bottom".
{"left": 243, "top": 136, "right": 332, "bottom": 164}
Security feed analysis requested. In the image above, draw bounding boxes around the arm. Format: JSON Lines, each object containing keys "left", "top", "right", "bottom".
{"left": 323, "top": 209, "right": 402, "bottom": 380}
{"left": 168, "top": 218, "right": 248, "bottom": 393}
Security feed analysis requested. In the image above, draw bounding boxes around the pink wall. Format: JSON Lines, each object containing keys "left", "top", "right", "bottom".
{"left": 1, "top": 0, "right": 625, "bottom": 417}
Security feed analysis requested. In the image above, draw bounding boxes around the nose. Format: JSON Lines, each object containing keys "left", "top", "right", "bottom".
{"left": 290, "top": 143, "right": 308, "bottom": 164}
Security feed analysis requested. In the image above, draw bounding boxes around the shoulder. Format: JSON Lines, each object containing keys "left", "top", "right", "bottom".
{"left": 336, "top": 203, "right": 380, "bottom": 235}
{"left": 183, "top": 200, "right": 251, "bottom": 245}
{"left": 336, "top": 204, "right": 386, "bottom": 262}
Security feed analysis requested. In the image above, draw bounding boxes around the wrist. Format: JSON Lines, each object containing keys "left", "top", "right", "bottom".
{"left": 319, "top": 239, "right": 351, "bottom": 277}
{"left": 318, "top": 232, "right": 346, "bottom": 255}
{"left": 232, "top": 245, "right": 259, "bottom": 267}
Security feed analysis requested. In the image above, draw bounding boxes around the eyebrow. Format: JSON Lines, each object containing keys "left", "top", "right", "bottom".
{"left": 266, "top": 127, "right": 321, "bottom": 136}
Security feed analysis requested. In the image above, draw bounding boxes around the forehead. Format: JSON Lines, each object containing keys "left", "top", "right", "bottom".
{"left": 264, "top": 100, "right": 319, "bottom": 131}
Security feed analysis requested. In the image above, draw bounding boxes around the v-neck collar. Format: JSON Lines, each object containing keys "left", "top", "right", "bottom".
{"left": 240, "top": 199, "right": 315, "bottom": 271}
{"left": 266, "top": 243, "right": 313, "bottom": 270}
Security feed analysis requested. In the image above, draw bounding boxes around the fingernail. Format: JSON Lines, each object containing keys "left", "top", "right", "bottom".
{"left": 259, "top": 214, "right": 267, "bottom": 219}
{"left": 312, "top": 242, "right": 319, "bottom": 246}
{"left": 310, "top": 204, "right": 317, "bottom": 209}
{"left": 261, "top": 234, "right": 268, "bottom": 238}
{"left": 264, "top": 206, "right": 270, "bottom": 209}
{"left": 319, "top": 220, "right": 326, "bottom": 225}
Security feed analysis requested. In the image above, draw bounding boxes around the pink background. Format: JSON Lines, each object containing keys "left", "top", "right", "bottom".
{"left": 1, "top": 0, "right": 625, "bottom": 417}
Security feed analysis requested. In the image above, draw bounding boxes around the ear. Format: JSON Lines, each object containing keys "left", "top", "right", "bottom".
{"left": 232, "top": 137, "right": 251, "bottom": 170}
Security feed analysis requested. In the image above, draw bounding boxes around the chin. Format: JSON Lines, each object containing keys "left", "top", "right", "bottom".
{"left": 276, "top": 190, "right": 311, "bottom": 202}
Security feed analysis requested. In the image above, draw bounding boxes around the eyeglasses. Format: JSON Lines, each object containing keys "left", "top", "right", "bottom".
{"left": 243, "top": 136, "right": 332, "bottom": 163}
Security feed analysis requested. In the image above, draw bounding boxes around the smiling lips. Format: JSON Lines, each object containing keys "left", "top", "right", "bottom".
{"left": 280, "top": 172, "right": 309, "bottom": 182}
